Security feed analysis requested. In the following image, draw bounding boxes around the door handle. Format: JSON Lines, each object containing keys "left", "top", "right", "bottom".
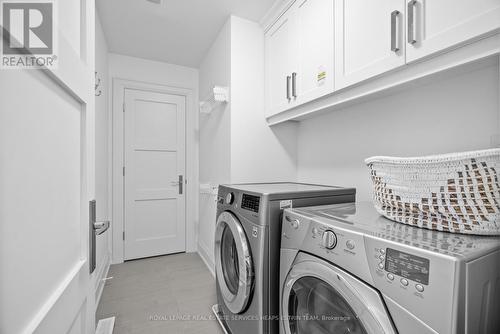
{"left": 407, "top": 0, "right": 417, "bottom": 44}
{"left": 89, "top": 200, "right": 110, "bottom": 274}
{"left": 292, "top": 72, "right": 297, "bottom": 98}
{"left": 94, "top": 220, "right": 110, "bottom": 236}
{"left": 390, "top": 10, "right": 400, "bottom": 52}
{"left": 286, "top": 75, "right": 291, "bottom": 101}
{"left": 172, "top": 175, "right": 183, "bottom": 194}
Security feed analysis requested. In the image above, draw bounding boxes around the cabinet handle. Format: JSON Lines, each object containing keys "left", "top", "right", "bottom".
{"left": 407, "top": 0, "right": 417, "bottom": 44}
{"left": 286, "top": 75, "right": 291, "bottom": 101}
{"left": 390, "top": 10, "right": 400, "bottom": 52}
{"left": 292, "top": 72, "right": 297, "bottom": 98}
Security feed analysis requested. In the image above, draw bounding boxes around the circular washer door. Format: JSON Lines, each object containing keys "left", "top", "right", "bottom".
{"left": 282, "top": 256, "right": 396, "bottom": 334}
{"left": 215, "top": 211, "right": 254, "bottom": 314}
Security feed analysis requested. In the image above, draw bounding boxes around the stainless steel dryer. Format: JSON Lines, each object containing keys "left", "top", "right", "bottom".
{"left": 280, "top": 202, "right": 500, "bottom": 334}
{"left": 214, "top": 183, "right": 356, "bottom": 334}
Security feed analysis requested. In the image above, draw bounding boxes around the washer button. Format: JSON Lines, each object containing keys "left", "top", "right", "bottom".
{"left": 415, "top": 284, "right": 424, "bottom": 292}
{"left": 378, "top": 262, "right": 384, "bottom": 269}
{"left": 400, "top": 278, "right": 409, "bottom": 286}
{"left": 387, "top": 273, "right": 394, "bottom": 280}
{"left": 380, "top": 249, "right": 386, "bottom": 255}
{"left": 379, "top": 254, "right": 385, "bottom": 260}
{"left": 346, "top": 240, "right": 355, "bottom": 250}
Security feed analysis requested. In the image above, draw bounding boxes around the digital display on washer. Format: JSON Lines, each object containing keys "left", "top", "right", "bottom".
{"left": 241, "top": 194, "right": 260, "bottom": 213}
{"left": 385, "top": 248, "right": 430, "bottom": 285}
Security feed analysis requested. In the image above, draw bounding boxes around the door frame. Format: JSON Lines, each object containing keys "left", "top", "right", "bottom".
{"left": 112, "top": 78, "right": 198, "bottom": 264}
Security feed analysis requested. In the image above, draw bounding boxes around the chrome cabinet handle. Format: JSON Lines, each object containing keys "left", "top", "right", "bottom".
{"left": 292, "top": 72, "right": 297, "bottom": 98}
{"left": 286, "top": 75, "right": 291, "bottom": 101}
{"left": 407, "top": 0, "right": 417, "bottom": 44}
{"left": 390, "top": 10, "right": 400, "bottom": 52}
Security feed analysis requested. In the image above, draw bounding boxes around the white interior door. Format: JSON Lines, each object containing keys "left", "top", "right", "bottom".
{"left": 405, "top": 0, "right": 500, "bottom": 62}
{"left": 334, "top": 0, "right": 406, "bottom": 90}
{"left": 0, "top": 0, "right": 96, "bottom": 333}
{"left": 124, "top": 89, "right": 186, "bottom": 260}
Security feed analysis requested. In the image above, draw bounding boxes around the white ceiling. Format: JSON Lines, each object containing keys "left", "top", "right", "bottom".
{"left": 97, "top": 0, "right": 276, "bottom": 68}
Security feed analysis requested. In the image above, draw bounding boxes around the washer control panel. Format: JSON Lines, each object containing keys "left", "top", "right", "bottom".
{"left": 374, "top": 246, "right": 430, "bottom": 294}
{"left": 282, "top": 212, "right": 373, "bottom": 283}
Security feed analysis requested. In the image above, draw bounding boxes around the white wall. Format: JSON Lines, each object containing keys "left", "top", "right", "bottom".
{"left": 108, "top": 53, "right": 200, "bottom": 263}
{"left": 109, "top": 53, "right": 199, "bottom": 89}
{"left": 94, "top": 13, "right": 111, "bottom": 302}
{"left": 230, "top": 16, "right": 297, "bottom": 183}
{"left": 198, "top": 20, "right": 232, "bottom": 271}
{"left": 199, "top": 20, "right": 232, "bottom": 187}
{"left": 297, "top": 60, "right": 500, "bottom": 201}
{"left": 197, "top": 16, "right": 298, "bottom": 272}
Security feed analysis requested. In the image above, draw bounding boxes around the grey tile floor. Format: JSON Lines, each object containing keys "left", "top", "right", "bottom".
{"left": 96, "top": 253, "right": 224, "bottom": 334}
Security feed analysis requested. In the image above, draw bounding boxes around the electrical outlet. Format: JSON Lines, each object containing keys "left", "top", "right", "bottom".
{"left": 491, "top": 133, "right": 500, "bottom": 147}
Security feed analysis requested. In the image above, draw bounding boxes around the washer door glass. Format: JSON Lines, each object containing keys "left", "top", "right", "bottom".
{"left": 215, "top": 211, "right": 254, "bottom": 314}
{"left": 282, "top": 257, "right": 396, "bottom": 334}
{"left": 221, "top": 225, "right": 240, "bottom": 295}
{"left": 288, "top": 276, "right": 367, "bottom": 334}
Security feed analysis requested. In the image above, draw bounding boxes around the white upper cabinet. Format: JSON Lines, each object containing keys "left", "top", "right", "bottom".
{"left": 264, "top": 0, "right": 500, "bottom": 123}
{"left": 334, "top": 0, "right": 406, "bottom": 90}
{"left": 265, "top": 0, "right": 334, "bottom": 117}
{"left": 294, "top": 0, "right": 335, "bottom": 106}
{"left": 406, "top": 0, "right": 500, "bottom": 62}
{"left": 265, "top": 10, "right": 296, "bottom": 117}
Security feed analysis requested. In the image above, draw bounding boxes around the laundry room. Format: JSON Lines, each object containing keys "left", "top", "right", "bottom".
{"left": 0, "top": 1, "right": 499, "bottom": 334}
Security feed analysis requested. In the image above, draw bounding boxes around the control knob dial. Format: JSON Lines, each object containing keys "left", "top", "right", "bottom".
{"left": 322, "top": 230, "right": 337, "bottom": 249}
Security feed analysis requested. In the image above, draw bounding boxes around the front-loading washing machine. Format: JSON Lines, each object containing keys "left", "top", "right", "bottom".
{"left": 280, "top": 202, "right": 500, "bottom": 334}
{"left": 213, "top": 183, "right": 356, "bottom": 334}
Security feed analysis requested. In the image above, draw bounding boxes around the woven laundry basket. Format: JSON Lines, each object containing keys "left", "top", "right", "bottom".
{"left": 365, "top": 148, "right": 500, "bottom": 235}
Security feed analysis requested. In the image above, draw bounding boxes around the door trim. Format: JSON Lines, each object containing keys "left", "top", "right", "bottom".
{"left": 112, "top": 78, "right": 198, "bottom": 264}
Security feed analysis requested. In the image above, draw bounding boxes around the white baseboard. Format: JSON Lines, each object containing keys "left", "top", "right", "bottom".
{"left": 197, "top": 243, "right": 215, "bottom": 278}
{"left": 96, "top": 317, "right": 115, "bottom": 334}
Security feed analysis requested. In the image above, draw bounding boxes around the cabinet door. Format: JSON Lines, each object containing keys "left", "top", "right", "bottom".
{"left": 406, "top": 0, "right": 500, "bottom": 62}
{"left": 335, "top": 0, "right": 406, "bottom": 90}
{"left": 265, "top": 10, "right": 296, "bottom": 117}
{"left": 294, "top": 0, "right": 335, "bottom": 106}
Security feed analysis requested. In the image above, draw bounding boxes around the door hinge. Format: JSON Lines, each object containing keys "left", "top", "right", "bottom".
{"left": 123, "top": 231, "right": 125, "bottom": 241}
{"left": 123, "top": 166, "right": 125, "bottom": 176}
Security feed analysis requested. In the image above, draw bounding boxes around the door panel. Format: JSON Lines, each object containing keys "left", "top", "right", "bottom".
{"left": 0, "top": 0, "right": 94, "bottom": 332}
{"left": 335, "top": 0, "right": 406, "bottom": 89}
{"left": 124, "top": 89, "right": 186, "bottom": 260}
{"left": 265, "top": 11, "right": 296, "bottom": 117}
{"left": 406, "top": 0, "right": 500, "bottom": 62}
{"left": 295, "top": 0, "right": 334, "bottom": 105}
